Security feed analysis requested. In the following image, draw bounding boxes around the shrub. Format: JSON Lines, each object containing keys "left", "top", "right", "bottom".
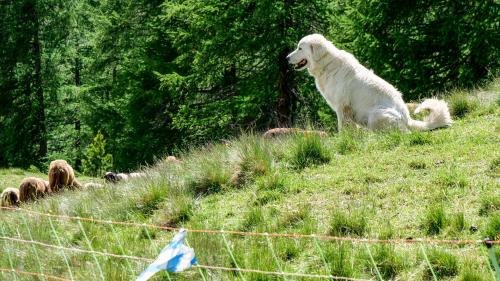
{"left": 82, "top": 130, "right": 113, "bottom": 177}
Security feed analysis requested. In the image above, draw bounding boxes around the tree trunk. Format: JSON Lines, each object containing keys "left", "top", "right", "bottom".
{"left": 276, "top": 49, "right": 296, "bottom": 126}
{"left": 74, "top": 56, "right": 82, "bottom": 170}
{"left": 276, "top": 0, "right": 296, "bottom": 127}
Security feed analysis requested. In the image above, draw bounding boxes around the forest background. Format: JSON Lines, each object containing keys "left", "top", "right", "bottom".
{"left": 0, "top": 0, "right": 498, "bottom": 173}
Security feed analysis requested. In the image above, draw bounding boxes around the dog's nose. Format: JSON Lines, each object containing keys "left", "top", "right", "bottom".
{"left": 286, "top": 53, "right": 291, "bottom": 62}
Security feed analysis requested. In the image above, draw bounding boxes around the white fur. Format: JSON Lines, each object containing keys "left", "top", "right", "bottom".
{"left": 129, "top": 172, "right": 146, "bottom": 178}
{"left": 116, "top": 173, "right": 129, "bottom": 181}
{"left": 287, "top": 34, "right": 452, "bottom": 131}
{"left": 83, "top": 182, "right": 104, "bottom": 189}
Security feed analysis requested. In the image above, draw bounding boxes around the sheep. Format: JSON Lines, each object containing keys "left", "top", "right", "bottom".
{"left": 104, "top": 171, "right": 146, "bottom": 183}
{"left": 129, "top": 172, "right": 146, "bottom": 178}
{"left": 48, "top": 159, "right": 80, "bottom": 192}
{"left": 82, "top": 182, "right": 104, "bottom": 189}
{"left": 19, "top": 177, "right": 49, "bottom": 202}
{"left": 166, "top": 156, "right": 182, "bottom": 164}
{"left": 1, "top": 187, "right": 20, "bottom": 207}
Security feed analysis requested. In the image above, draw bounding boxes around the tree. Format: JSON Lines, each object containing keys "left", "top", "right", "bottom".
{"left": 159, "top": 0, "right": 333, "bottom": 146}
{"left": 82, "top": 130, "right": 113, "bottom": 177}
{"left": 331, "top": 0, "right": 500, "bottom": 99}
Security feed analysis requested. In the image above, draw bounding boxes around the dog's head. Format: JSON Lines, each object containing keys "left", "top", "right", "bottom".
{"left": 286, "top": 34, "right": 328, "bottom": 71}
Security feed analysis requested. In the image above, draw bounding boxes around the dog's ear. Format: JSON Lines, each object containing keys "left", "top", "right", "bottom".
{"left": 309, "top": 42, "right": 325, "bottom": 61}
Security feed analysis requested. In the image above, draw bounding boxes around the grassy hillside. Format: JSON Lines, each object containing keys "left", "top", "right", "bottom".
{"left": 1, "top": 79, "right": 499, "bottom": 281}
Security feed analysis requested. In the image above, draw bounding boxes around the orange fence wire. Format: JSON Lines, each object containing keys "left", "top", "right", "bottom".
{"left": 0, "top": 236, "right": 372, "bottom": 281}
{"left": 1, "top": 206, "right": 498, "bottom": 245}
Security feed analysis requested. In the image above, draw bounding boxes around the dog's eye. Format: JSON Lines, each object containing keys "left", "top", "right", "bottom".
{"left": 299, "top": 47, "right": 302, "bottom": 50}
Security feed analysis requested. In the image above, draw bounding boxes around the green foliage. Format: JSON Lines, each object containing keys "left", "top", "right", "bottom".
{"left": 332, "top": 0, "right": 500, "bottom": 99}
{"left": 1, "top": 0, "right": 498, "bottom": 171}
{"left": 82, "top": 131, "right": 113, "bottom": 177}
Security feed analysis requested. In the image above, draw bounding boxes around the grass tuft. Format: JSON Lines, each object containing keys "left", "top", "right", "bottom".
{"left": 479, "top": 194, "right": 500, "bottom": 216}
{"left": 451, "top": 212, "right": 466, "bottom": 233}
{"left": 422, "top": 205, "right": 447, "bottom": 235}
{"left": 335, "top": 128, "right": 365, "bottom": 154}
{"left": 329, "top": 209, "right": 368, "bottom": 237}
{"left": 240, "top": 207, "right": 265, "bottom": 231}
{"left": 448, "top": 92, "right": 479, "bottom": 118}
{"left": 406, "top": 131, "right": 433, "bottom": 146}
{"left": 458, "top": 260, "right": 489, "bottom": 281}
{"left": 423, "top": 248, "right": 459, "bottom": 279}
{"left": 408, "top": 160, "right": 427, "bottom": 169}
{"left": 324, "top": 242, "right": 356, "bottom": 277}
{"left": 188, "top": 150, "right": 231, "bottom": 195}
{"left": 434, "top": 166, "right": 469, "bottom": 188}
{"left": 235, "top": 136, "right": 273, "bottom": 185}
{"left": 372, "top": 245, "right": 406, "bottom": 280}
{"left": 484, "top": 213, "right": 500, "bottom": 240}
{"left": 257, "top": 172, "right": 286, "bottom": 192}
{"left": 290, "top": 134, "right": 330, "bottom": 169}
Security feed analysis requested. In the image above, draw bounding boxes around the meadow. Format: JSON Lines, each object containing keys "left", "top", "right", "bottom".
{"left": 0, "top": 79, "right": 499, "bottom": 280}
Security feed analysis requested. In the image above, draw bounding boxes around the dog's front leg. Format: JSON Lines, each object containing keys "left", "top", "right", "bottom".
{"left": 335, "top": 110, "right": 344, "bottom": 132}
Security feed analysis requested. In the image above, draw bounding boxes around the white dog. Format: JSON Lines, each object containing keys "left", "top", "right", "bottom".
{"left": 287, "top": 34, "right": 452, "bottom": 131}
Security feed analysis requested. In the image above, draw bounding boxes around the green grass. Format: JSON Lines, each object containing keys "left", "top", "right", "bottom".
{"left": 422, "top": 205, "right": 448, "bottom": 235}
{"left": 448, "top": 91, "right": 480, "bottom": 118}
{"left": 0, "top": 79, "right": 499, "bottom": 280}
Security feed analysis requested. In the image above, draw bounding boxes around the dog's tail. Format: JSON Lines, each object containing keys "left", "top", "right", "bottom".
{"left": 407, "top": 98, "right": 452, "bottom": 131}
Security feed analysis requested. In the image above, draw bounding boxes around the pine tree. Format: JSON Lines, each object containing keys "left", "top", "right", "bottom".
{"left": 82, "top": 130, "right": 113, "bottom": 177}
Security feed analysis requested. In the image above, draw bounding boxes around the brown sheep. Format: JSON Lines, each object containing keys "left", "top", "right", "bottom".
{"left": 1, "top": 187, "right": 20, "bottom": 207}
{"left": 48, "top": 159, "right": 80, "bottom": 192}
{"left": 19, "top": 177, "right": 49, "bottom": 202}
{"left": 263, "top": 128, "right": 328, "bottom": 138}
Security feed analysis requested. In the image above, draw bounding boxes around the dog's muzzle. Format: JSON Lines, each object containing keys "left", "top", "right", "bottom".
{"left": 294, "top": 59, "right": 307, "bottom": 70}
